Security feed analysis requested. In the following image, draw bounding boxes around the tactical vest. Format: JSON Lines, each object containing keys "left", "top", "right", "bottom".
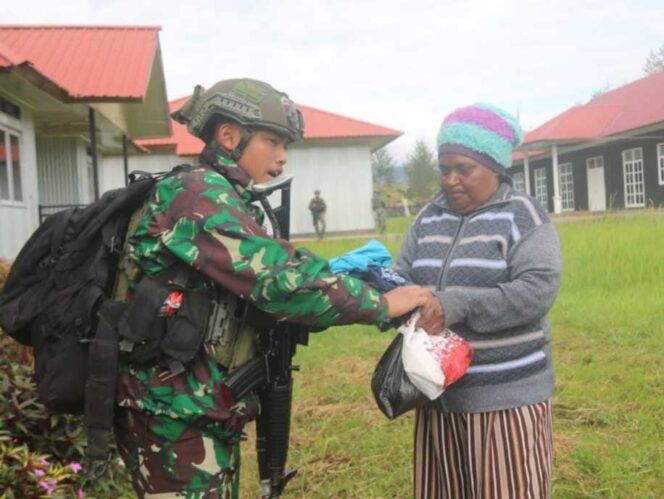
{"left": 112, "top": 204, "right": 261, "bottom": 375}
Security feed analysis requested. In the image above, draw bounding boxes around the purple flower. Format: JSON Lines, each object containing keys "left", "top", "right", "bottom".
{"left": 69, "top": 462, "right": 83, "bottom": 473}
{"left": 37, "top": 457, "right": 50, "bottom": 467}
{"left": 39, "top": 479, "right": 57, "bottom": 495}
{"left": 77, "top": 488, "right": 86, "bottom": 499}
{"left": 34, "top": 469, "right": 45, "bottom": 477}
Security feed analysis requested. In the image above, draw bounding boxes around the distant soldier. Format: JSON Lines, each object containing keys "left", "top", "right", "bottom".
{"left": 372, "top": 195, "right": 387, "bottom": 234}
{"left": 308, "top": 189, "right": 327, "bottom": 239}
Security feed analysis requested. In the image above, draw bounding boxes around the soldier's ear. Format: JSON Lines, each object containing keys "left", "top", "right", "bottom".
{"left": 215, "top": 123, "right": 243, "bottom": 151}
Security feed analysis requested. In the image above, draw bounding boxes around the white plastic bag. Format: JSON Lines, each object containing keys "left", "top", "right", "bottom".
{"left": 400, "top": 312, "right": 473, "bottom": 400}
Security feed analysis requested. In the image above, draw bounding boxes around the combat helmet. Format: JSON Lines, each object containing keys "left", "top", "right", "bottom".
{"left": 171, "top": 78, "right": 305, "bottom": 146}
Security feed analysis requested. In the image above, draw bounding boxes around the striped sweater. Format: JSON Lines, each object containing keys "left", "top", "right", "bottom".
{"left": 395, "top": 183, "right": 562, "bottom": 413}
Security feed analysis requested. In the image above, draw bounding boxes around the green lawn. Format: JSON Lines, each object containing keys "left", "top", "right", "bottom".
{"left": 237, "top": 213, "right": 664, "bottom": 498}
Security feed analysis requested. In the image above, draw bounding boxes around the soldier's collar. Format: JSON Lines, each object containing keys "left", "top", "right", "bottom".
{"left": 200, "top": 143, "right": 253, "bottom": 199}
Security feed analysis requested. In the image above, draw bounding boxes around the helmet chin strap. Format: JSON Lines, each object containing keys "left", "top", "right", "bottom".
{"left": 230, "top": 128, "right": 254, "bottom": 162}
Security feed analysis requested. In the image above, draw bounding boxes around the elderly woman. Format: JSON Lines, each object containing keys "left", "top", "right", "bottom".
{"left": 395, "top": 103, "right": 562, "bottom": 498}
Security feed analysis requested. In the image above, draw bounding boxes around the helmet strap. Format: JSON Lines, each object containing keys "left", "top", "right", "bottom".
{"left": 230, "top": 128, "right": 254, "bottom": 162}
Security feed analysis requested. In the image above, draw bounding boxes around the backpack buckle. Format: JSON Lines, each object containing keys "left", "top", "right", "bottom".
{"left": 109, "top": 236, "right": 121, "bottom": 255}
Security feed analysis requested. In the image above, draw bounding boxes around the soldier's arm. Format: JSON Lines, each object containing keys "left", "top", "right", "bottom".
{"left": 157, "top": 175, "right": 388, "bottom": 329}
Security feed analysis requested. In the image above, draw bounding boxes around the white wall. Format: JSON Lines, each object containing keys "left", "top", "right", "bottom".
{"left": 100, "top": 152, "right": 183, "bottom": 194}
{"left": 0, "top": 107, "right": 40, "bottom": 259}
{"left": 101, "top": 143, "right": 375, "bottom": 237}
{"left": 286, "top": 144, "right": 374, "bottom": 236}
{"left": 37, "top": 137, "right": 80, "bottom": 205}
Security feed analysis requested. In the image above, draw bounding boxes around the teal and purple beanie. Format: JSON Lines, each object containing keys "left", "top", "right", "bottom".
{"left": 436, "top": 103, "right": 523, "bottom": 174}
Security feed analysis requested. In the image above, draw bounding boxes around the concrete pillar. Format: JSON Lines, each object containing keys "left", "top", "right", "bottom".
{"left": 551, "top": 143, "right": 562, "bottom": 214}
{"left": 523, "top": 151, "right": 531, "bottom": 195}
{"left": 88, "top": 107, "right": 100, "bottom": 200}
{"left": 122, "top": 134, "right": 129, "bottom": 187}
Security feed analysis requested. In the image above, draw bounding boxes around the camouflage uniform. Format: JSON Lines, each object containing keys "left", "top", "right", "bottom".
{"left": 308, "top": 194, "right": 327, "bottom": 238}
{"left": 115, "top": 143, "right": 388, "bottom": 498}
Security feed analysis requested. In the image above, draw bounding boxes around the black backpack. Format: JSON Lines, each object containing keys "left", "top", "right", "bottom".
{"left": 0, "top": 168, "right": 185, "bottom": 464}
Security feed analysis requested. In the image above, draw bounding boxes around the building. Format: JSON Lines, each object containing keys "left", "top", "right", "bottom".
{"left": 510, "top": 70, "right": 664, "bottom": 213}
{"left": 102, "top": 96, "right": 402, "bottom": 236}
{"left": 0, "top": 25, "right": 171, "bottom": 259}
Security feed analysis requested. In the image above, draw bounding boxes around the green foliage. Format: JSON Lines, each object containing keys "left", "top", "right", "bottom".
{"left": 371, "top": 148, "right": 397, "bottom": 186}
{"left": 643, "top": 43, "right": 664, "bottom": 75}
{"left": 0, "top": 258, "right": 131, "bottom": 497}
{"left": 404, "top": 139, "right": 439, "bottom": 201}
{"left": 0, "top": 440, "right": 83, "bottom": 498}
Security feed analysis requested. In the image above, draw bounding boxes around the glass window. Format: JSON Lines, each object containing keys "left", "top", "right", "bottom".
{"left": 559, "top": 163, "right": 574, "bottom": 211}
{"left": 622, "top": 147, "right": 645, "bottom": 208}
{"left": 534, "top": 168, "right": 548, "bottom": 208}
{"left": 0, "top": 127, "right": 23, "bottom": 202}
{"left": 0, "top": 129, "right": 8, "bottom": 200}
{"left": 10, "top": 134, "right": 22, "bottom": 202}
{"left": 512, "top": 171, "right": 525, "bottom": 192}
{"left": 587, "top": 156, "right": 604, "bottom": 170}
{"left": 658, "top": 143, "right": 664, "bottom": 185}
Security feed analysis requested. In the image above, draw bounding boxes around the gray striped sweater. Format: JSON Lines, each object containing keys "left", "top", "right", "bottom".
{"left": 395, "top": 183, "right": 562, "bottom": 413}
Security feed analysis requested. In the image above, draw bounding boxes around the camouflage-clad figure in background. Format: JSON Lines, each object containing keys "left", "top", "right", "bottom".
{"left": 113, "top": 78, "right": 430, "bottom": 498}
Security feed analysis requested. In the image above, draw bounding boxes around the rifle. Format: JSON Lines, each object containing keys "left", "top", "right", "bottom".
{"left": 224, "top": 173, "right": 309, "bottom": 498}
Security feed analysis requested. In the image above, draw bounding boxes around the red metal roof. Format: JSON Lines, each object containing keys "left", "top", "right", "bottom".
{"left": 524, "top": 70, "right": 664, "bottom": 145}
{"left": 0, "top": 25, "right": 160, "bottom": 101}
{"left": 137, "top": 96, "right": 403, "bottom": 156}
{"left": 297, "top": 104, "right": 402, "bottom": 139}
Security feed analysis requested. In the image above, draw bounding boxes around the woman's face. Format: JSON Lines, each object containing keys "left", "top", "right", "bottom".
{"left": 439, "top": 154, "right": 500, "bottom": 214}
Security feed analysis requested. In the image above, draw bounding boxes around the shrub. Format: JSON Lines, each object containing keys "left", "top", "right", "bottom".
{"left": 0, "top": 259, "right": 130, "bottom": 496}
{"left": 0, "top": 257, "right": 9, "bottom": 291}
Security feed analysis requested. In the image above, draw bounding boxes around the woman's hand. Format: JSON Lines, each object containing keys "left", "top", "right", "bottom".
{"left": 416, "top": 295, "right": 446, "bottom": 335}
{"left": 383, "top": 285, "right": 432, "bottom": 318}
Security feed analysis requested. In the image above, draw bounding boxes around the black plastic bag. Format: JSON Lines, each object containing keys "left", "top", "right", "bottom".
{"left": 371, "top": 333, "right": 429, "bottom": 419}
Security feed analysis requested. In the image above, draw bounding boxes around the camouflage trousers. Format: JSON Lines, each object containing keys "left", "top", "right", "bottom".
{"left": 312, "top": 212, "right": 326, "bottom": 238}
{"left": 115, "top": 408, "right": 241, "bottom": 499}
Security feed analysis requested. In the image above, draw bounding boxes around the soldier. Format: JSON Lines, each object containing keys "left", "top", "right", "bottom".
{"left": 112, "top": 78, "right": 430, "bottom": 498}
{"left": 372, "top": 194, "right": 387, "bottom": 234}
{"left": 308, "top": 189, "right": 327, "bottom": 239}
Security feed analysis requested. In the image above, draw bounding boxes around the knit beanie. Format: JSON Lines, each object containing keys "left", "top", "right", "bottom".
{"left": 436, "top": 103, "right": 523, "bottom": 175}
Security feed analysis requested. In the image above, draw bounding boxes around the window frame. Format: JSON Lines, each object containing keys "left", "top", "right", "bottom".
{"left": 0, "top": 121, "right": 25, "bottom": 206}
{"left": 586, "top": 156, "right": 604, "bottom": 171}
{"left": 534, "top": 167, "right": 548, "bottom": 209}
{"left": 512, "top": 171, "right": 525, "bottom": 192}
{"left": 657, "top": 143, "right": 664, "bottom": 186}
{"left": 558, "top": 162, "right": 575, "bottom": 212}
{"left": 622, "top": 147, "right": 645, "bottom": 208}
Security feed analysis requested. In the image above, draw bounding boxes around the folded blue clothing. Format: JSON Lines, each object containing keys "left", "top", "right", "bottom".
{"left": 350, "top": 266, "right": 407, "bottom": 293}
{"left": 329, "top": 239, "right": 393, "bottom": 274}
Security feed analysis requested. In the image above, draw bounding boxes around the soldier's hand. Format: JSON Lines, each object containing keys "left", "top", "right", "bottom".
{"left": 383, "top": 285, "right": 432, "bottom": 318}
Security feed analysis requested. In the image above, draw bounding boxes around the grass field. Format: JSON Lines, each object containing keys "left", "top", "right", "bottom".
{"left": 237, "top": 213, "right": 664, "bottom": 498}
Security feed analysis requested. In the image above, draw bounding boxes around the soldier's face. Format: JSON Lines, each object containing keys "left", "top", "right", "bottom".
{"left": 238, "top": 129, "right": 289, "bottom": 183}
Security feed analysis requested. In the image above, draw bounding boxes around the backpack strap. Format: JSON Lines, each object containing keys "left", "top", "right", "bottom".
{"left": 84, "top": 299, "right": 124, "bottom": 475}
{"left": 112, "top": 201, "right": 149, "bottom": 303}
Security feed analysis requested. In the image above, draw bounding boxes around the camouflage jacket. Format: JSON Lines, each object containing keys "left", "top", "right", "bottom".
{"left": 116, "top": 144, "right": 387, "bottom": 432}
{"left": 308, "top": 197, "right": 326, "bottom": 214}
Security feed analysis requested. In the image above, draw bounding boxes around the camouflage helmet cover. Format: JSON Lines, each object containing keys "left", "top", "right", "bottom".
{"left": 171, "top": 78, "right": 305, "bottom": 142}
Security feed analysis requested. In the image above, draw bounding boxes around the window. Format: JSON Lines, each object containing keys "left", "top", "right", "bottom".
{"left": 512, "top": 171, "right": 525, "bottom": 192}
{"left": 622, "top": 148, "right": 645, "bottom": 208}
{"left": 0, "top": 127, "right": 23, "bottom": 202}
{"left": 534, "top": 168, "right": 548, "bottom": 208}
{"left": 658, "top": 143, "right": 664, "bottom": 185}
{"left": 587, "top": 156, "right": 604, "bottom": 170}
{"left": 0, "top": 96, "right": 20, "bottom": 120}
{"left": 559, "top": 162, "right": 574, "bottom": 211}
